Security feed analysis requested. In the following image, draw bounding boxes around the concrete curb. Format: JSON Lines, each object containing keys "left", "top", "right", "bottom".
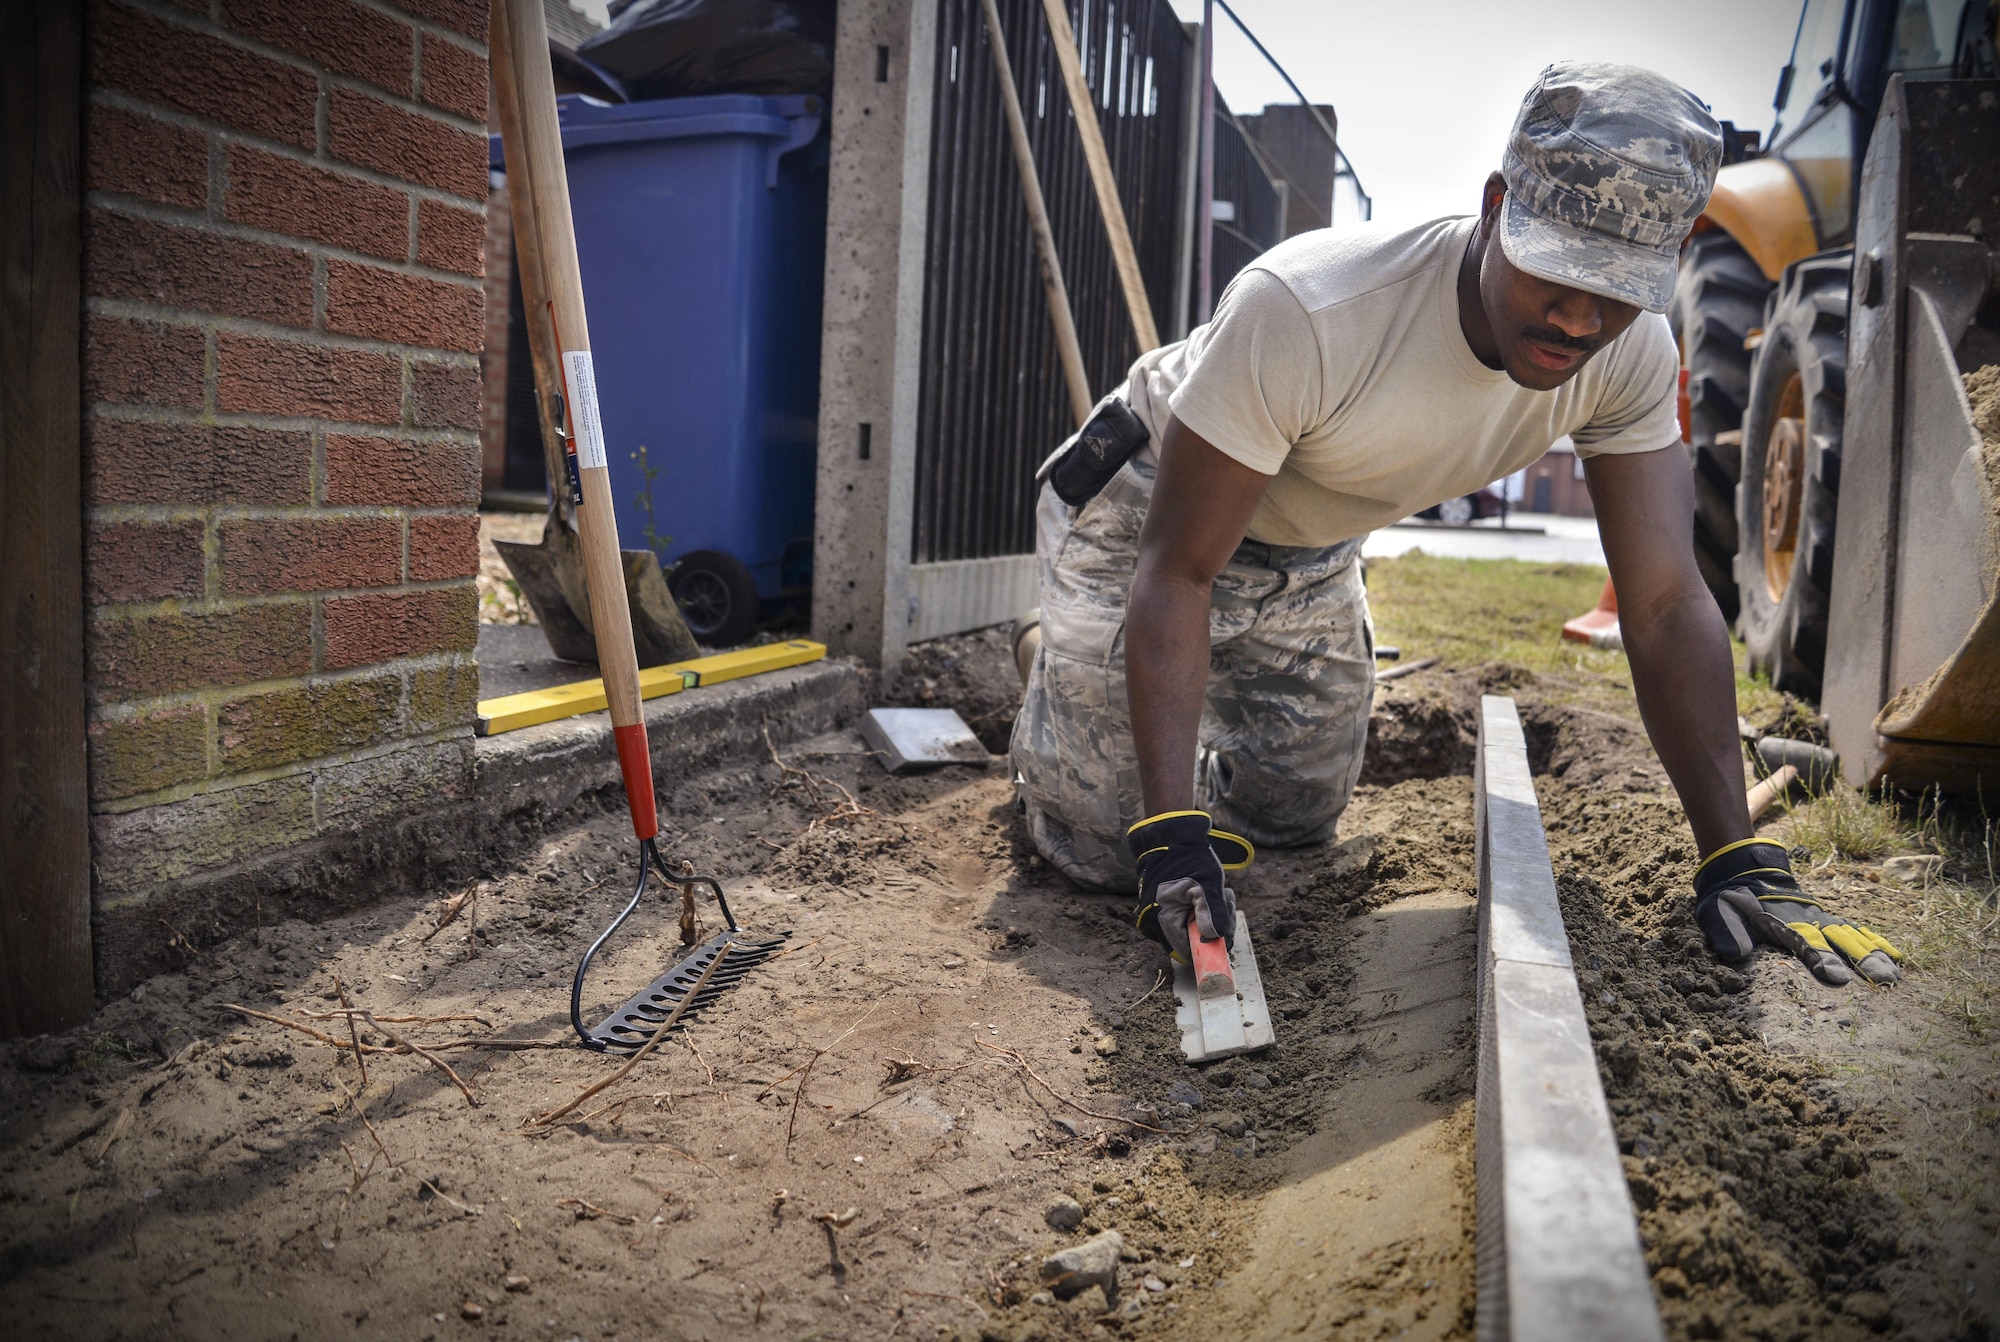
{"left": 1474, "top": 694, "right": 1663, "bottom": 1342}
{"left": 475, "top": 658, "right": 867, "bottom": 824}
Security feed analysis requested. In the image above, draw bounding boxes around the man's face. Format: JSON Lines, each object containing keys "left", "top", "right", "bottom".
{"left": 1477, "top": 192, "right": 1644, "bottom": 392}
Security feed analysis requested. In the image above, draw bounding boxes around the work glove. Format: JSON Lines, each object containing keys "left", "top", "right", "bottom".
{"left": 1128, "top": 810, "right": 1252, "bottom": 964}
{"left": 1693, "top": 839, "right": 1903, "bottom": 986}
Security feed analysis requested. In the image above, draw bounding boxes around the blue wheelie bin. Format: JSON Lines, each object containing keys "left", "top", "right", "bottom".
{"left": 492, "top": 93, "right": 828, "bottom": 647}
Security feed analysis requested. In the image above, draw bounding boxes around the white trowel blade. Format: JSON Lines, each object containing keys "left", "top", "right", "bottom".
{"left": 1172, "top": 913, "right": 1275, "bottom": 1063}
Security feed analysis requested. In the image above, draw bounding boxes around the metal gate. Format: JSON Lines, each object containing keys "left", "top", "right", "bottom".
{"left": 912, "top": 0, "right": 1193, "bottom": 565}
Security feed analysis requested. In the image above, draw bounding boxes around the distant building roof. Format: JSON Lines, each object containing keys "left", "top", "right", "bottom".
{"left": 544, "top": 0, "right": 601, "bottom": 52}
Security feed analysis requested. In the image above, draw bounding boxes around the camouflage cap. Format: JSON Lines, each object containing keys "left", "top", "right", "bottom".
{"left": 1500, "top": 61, "right": 1722, "bottom": 313}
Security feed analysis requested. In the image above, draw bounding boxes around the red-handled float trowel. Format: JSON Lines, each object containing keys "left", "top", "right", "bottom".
{"left": 1173, "top": 910, "right": 1274, "bottom": 1062}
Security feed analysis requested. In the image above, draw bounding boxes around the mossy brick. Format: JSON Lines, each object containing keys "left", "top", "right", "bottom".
{"left": 87, "top": 419, "right": 312, "bottom": 507}
{"left": 87, "top": 601, "right": 313, "bottom": 702}
{"left": 86, "top": 704, "right": 209, "bottom": 803}
{"left": 322, "top": 585, "right": 477, "bottom": 669}
{"left": 408, "top": 659, "right": 478, "bottom": 733}
{"left": 216, "top": 671, "right": 404, "bottom": 773}
{"left": 317, "top": 738, "right": 473, "bottom": 832}
{"left": 91, "top": 774, "right": 318, "bottom": 904}
{"left": 89, "top": 0, "right": 317, "bottom": 148}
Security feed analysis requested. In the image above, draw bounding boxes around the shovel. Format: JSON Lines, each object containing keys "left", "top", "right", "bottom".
{"left": 492, "top": 0, "right": 783, "bottom": 1050}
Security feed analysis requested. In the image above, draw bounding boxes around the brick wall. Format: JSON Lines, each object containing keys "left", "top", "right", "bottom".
{"left": 81, "top": 0, "right": 490, "bottom": 983}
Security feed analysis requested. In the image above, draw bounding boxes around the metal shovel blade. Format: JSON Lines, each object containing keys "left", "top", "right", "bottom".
{"left": 495, "top": 531, "right": 700, "bottom": 667}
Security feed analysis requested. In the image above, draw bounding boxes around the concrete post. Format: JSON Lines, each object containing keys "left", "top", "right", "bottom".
{"left": 810, "top": 0, "right": 938, "bottom": 669}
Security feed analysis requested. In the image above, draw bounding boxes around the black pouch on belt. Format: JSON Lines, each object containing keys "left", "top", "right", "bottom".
{"left": 1034, "top": 394, "right": 1150, "bottom": 506}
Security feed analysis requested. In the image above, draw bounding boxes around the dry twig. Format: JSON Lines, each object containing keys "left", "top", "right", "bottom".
{"left": 527, "top": 940, "right": 733, "bottom": 1127}
{"left": 763, "top": 722, "right": 875, "bottom": 829}
{"left": 422, "top": 888, "right": 475, "bottom": 943}
{"left": 334, "top": 977, "right": 367, "bottom": 1087}
{"left": 302, "top": 1009, "right": 495, "bottom": 1028}
{"left": 558, "top": 1197, "right": 636, "bottom": 1225}
{"left": 359, "top": 1011, "right": 478, "bottom": 1106}
{"left": 973, "top": 1038, "right": 1165, "bottom": 1133}
{"left": 782, "top": 1002, "right": 885, "bottom": 1155}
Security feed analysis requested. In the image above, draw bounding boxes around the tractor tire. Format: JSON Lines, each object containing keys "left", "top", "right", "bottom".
{"left": 1670, "top": 230, "right": 1772, "bottom": 623}
{"left": 1735, "top": 252, "right": 1849, "bottom": 698}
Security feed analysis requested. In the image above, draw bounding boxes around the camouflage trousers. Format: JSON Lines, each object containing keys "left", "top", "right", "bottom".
{"left": 1010, "top": 454, "right": 1375, "bottom": 892}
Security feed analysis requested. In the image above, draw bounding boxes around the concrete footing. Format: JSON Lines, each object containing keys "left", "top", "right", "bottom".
{"left": 1474, "top": 694, "right": 1663, "bottom": 1342}
{"left": 92, "top": 659, "right": 865, "bottom": 998}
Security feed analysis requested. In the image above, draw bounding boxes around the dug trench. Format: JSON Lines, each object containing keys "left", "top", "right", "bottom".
{"left": 1, "top": 641, "right": 1993, "bottom": 1340}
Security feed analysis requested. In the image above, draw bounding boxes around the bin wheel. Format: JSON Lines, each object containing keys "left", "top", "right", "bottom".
{"left": 668, "top": 549, "right": 759, "bottom": 647}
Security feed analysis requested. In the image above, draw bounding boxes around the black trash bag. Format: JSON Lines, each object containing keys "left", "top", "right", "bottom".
{"left": 582, "top": 0, "right": 836, "bottom": 101}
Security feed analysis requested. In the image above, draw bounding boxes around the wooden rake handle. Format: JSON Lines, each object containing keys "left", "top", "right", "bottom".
{"left": 492, "top": 0, "right": 656, "bottom": 840}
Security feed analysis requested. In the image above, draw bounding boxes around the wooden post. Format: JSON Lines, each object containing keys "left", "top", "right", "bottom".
{"left": 1037, "top": 0, "right": 1160, "bottom": 354}
{"left": 978, "top": 0, "right": 1092, "bottom": 428}
{"left": 0, "top": 0, "right": 93, "bottom": 1035}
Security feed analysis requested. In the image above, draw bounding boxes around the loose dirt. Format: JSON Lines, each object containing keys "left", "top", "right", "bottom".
{"left": 2, "top": 636, "right": 1993, "bottom": 1341}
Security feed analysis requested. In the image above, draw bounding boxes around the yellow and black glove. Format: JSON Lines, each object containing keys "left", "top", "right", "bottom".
{"left": 1694, "top": 839, "right": 1902, "bottom": 986}
{"left": 1129, "top": 810, "right": 1253, "bottom": 964}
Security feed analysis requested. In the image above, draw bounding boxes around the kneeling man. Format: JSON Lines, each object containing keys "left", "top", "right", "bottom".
{"left": 1011, "top": 62, "right": 1900, "bottom": 989}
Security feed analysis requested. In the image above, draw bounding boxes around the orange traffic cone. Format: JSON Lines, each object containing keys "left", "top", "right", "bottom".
{"left": 1561, "top": 578, "right": 1621, "bottom": 649}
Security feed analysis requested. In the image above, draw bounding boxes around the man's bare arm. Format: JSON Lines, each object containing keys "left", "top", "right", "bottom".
{"left": 1127, "top": 415, "right": 1272, "bottom": 815}
{"left": 1585, "top": 445, "right": 1751, "bottom": 855}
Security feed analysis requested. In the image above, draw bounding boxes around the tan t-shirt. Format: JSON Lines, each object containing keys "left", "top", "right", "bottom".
{"left": 1120, "top": 216, "right": 1681, "bottom": 547}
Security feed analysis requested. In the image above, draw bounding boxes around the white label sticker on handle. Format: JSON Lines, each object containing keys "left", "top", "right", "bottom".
{"left": 562, "top": 350, "right": 608, "bottom": 471}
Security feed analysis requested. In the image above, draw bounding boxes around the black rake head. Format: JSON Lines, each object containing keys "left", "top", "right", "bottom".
{"left": 570, "top": 838, "right": 789, "bottom": 1052}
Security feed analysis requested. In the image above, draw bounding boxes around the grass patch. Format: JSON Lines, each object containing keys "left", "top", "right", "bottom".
{"left": 1363, "top": 550, "right": 1785, "bottom": 723}
{"left": 1776, "top": 786, "right": 1914, "bottom": 862}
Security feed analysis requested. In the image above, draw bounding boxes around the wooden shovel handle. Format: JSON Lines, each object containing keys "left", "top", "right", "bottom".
{"left": 492, "top": 0, "right": 654, "bottom": 839}
{"left": 1745, "top": 763, "right": 1798, "bottom": 825}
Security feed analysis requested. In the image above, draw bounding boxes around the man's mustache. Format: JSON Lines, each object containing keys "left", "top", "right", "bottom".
{"left": 1520, "top": 324, "right": 1601, "bottom": 353}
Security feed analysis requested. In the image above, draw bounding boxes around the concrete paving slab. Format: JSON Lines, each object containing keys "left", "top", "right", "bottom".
{"left": 1474, "top": 693, "right": 1663, "bottom": 1342}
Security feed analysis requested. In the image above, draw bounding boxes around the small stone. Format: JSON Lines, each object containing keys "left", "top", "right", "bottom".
{"left": 503, "top": 1275, "right": 531, "bottom": 1293}
{"left": 1093, "top": 1036, "right": 1118, "bottom": 1057}
{"left": 1166, "top": 1080, "right": 1201, "bottom": 1108}
{"left": 1242, "top": 1070, "right": 1271, "bottom": 1090}
{"left": 1211, "top": 1112, "right": 1247, "bottom": 1138}
{"left": 1143, "top": 1275, "right": 1167, "bottom": 1293}
{"left": 1030, "top": 1291, "right": 1055, "bottom": 1306}
{"left": 1881, "top": 854, "right": 1945, "bottom": 885}
{"left": 460, "top": 1301, "right": 484, "bottom": 1320}
{"left": 942, "top": 958, "right": 965, "bottom": 969}
{"left": 1042, "top": 1228, "right": 1125, "bottom": 1303}
{"left": 1045, "top": 1196, "right": 1085, "bottom": 1231}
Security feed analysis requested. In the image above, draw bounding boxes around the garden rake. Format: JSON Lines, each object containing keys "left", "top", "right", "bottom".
{"left": 492, "top": 0, "right": 785, "bottom": 1052}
